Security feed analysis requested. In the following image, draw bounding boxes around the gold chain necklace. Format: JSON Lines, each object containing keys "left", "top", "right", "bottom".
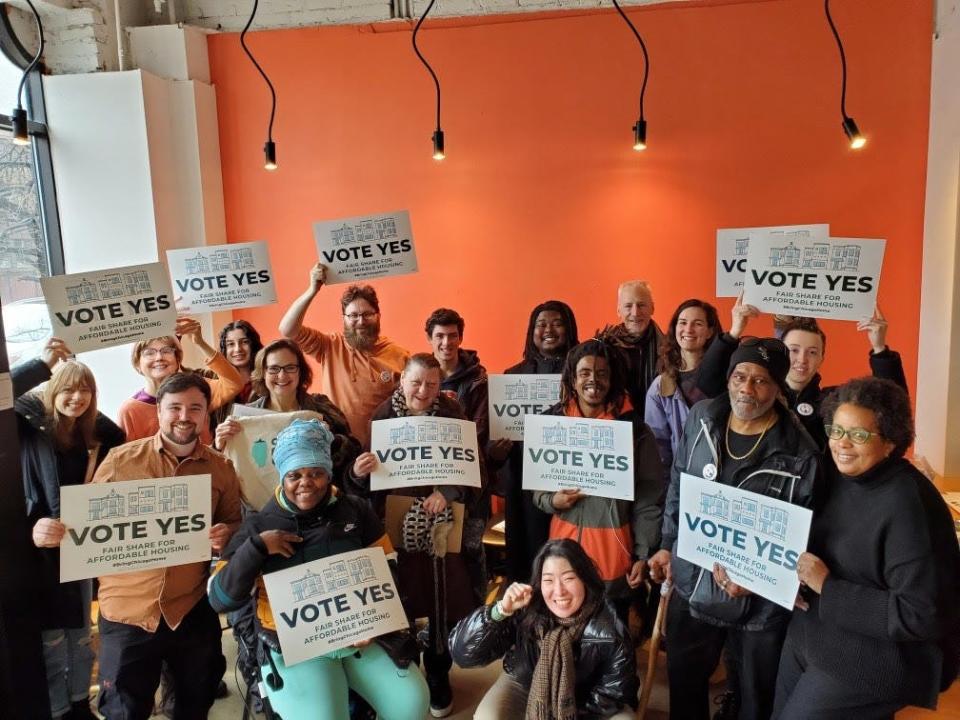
{"left": 725, "top": 413, "right": 774, "bottom": 461}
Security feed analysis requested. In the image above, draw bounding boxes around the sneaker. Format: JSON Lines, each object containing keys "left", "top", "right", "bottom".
{"left": 427, "top": 672, "right": 453, "bottom": 718}
{"left": 712, "top": 690, "right": 739, "bottom": 720}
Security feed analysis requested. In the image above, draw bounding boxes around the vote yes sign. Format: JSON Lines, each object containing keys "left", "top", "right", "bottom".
{"left": 313, "top": 210, "right": 418, "bottom": 284}
{"left": 676, "top": 473, "right": 812, "bottom": 609}
{"left": 40, "top": 262, "right": 177, "bottom": 354}
{"left": 166, "top": 241, "right": 277, "bottom": 313}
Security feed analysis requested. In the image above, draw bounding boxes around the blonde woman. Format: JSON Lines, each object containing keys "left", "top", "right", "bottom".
{"left": 15, "top": 345, "right": 125, "bottom": 720}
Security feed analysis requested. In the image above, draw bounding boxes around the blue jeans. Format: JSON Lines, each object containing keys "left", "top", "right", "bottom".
{"left": 41, "top": 579, "right": 94, "bottom": 718}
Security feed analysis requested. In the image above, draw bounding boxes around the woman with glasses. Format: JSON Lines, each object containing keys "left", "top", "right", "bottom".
{"left": 773, "top": 377, "right": 959, "bottom": 718}
{"left": 214, "top": 338, "right": 360, "bottom": 489}
{"left": 117, "top": 317, "right": 243, "bottom": 443}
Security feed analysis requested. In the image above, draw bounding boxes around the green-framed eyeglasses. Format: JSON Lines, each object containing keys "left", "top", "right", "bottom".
{"left": 824, "top": 424, "right": 879, "bottom": 444}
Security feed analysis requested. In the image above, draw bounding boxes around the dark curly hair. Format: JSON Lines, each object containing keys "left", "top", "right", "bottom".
{"left": 820, "top": 377, "right": 914, "bottom": 458}
{"left": 521, "top": 300, "right": 579, "bottom": 364}
{"left": 659, "top": 299, "right": 722, "bottom": 379}
{"left": 218, "top": 320, "right": 264, "bottom": 371}
{"left": 560, "top": 339, "right": 628, "bottom": 415}
{"left": 517, "top": 539, "right": 606, "bottom": 637}
{"left": 425, "top": 308, "right": 464, "bottom": 338}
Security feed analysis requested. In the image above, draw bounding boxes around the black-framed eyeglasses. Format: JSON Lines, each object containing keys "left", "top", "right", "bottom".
{"left": 344, "top": 311, "right": 378, "bottom": 322}
{"left": 824, "top": 424, "right": 879, "bottom": 444}
{"left": 266, "top": 364, "right": 299, "bottom": 376}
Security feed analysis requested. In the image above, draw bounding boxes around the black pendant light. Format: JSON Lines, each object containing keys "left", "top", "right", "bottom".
{"left": 412, "top": 0, "right": 444, "bottom": 160}
{"left": 611, "top": 0, "right": 649, "bottom": 151}
{"left": 240, "top": 0, "right": 279, "bottom": 169}
{"left": 10, "top": 0, "right": 44, "bottom": 146}
{"left": 825, "top": 0, "right": 866, "bottom": 150}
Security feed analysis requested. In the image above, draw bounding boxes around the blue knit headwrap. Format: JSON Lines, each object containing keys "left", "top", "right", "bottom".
{"left": 273, "top": 419, "right": 334, "bottom": 479}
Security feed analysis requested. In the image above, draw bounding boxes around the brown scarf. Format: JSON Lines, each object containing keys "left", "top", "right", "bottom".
{"left": 525, "top": 597, "right": 599, "bottom": 720}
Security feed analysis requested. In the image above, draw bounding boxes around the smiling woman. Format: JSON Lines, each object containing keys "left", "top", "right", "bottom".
{"left": 450, "top": 538, "right": 637, "bottom": 719}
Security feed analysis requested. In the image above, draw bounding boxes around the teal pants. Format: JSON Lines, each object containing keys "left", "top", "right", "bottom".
{"left": 260, "top": 643, "right": 429, "bottom": 720}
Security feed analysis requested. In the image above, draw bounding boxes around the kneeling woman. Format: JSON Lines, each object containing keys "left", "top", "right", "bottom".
{"left": 208, "top": 419, "right": 429, "bottom": 720}
{"left": 450, "top": 539, "right": 638, "bottom": 720}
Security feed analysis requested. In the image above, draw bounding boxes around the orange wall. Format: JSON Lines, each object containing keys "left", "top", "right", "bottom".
{"left": 208, "top": 0, "right": 931, "bottom": 393}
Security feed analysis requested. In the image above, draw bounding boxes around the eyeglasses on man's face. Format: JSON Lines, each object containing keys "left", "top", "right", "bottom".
{"left": 266, "top": 364, "right": 300, "bottom": 376}
{"left": 344, "top": 311, "right": 378, "bottom": 322}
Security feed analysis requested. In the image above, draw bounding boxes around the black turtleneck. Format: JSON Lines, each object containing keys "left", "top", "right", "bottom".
{"left": 794, "top": 456, "right": 944, "bottom": 706}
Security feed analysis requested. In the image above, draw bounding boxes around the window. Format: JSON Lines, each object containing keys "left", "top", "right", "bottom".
{"left": 0, "top": 6, "right": 63, "bottom": 367}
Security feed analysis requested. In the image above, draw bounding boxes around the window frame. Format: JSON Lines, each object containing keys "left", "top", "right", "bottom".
{"left": 0, "top": 3, "right": 65, "bottom": 277}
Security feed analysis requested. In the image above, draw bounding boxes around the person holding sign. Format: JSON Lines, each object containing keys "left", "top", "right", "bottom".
{"left": 598, "top": 280, "right": 664, "bottom": 413}
{"left": 207, "top": 319, "right": 265, "bottom": 429}
{"left": 773, "top": 378, "right": 960, "bottom": 718}
{"left": 532, "top": 339, "right": 664, "bottom": 618}
{"left": 16, "top": 345, "right": 125, "bottom": 720}
{"left": 450, "top": 539, "right": 637, "bottom": 719}
{"left": 645, "top": 299, "right": 723, "bottom": 483}
{"left": 697, "top": 295, "right": 906, "bottom": 448}
{"left": 116, "top": 317, "right": 244, "bottom": 444}
{"left": 349, "top": 353, "right": 480, "bottom": 717}
{"left": 426, "top": 307, "right": 492, "bottom": 605}
{"left": 92, "top": 373, "right": 242, "bottom": 720}
{"left": 279, "top": 263, "right": 410, "bottom": 446}
{"left": 649, "top": 338, "right": 820, "bottom": 720}
{"left": 209, "top": 419, "right": 429, "bottom": 720}
{"left": 213, "top": 339, "right": 361, "bottom": 488}
{"left": 500, "top": 299, "right": 580, "bottom": 584}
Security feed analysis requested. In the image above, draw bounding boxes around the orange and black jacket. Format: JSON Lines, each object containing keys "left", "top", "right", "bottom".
{"left": 208, "top": 485, "right": 414, "bottom": 664}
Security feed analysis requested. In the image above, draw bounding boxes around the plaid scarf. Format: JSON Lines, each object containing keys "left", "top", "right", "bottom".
{"left": 526, "top": 597, "right": 599, "bottom": 720}
{"left": 390, "top": 386, "right": 441, "bottom": 417}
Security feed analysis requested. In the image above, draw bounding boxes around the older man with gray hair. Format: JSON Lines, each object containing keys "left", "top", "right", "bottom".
{"left": 600, "top": 280, "right": 664, "bottom": 414}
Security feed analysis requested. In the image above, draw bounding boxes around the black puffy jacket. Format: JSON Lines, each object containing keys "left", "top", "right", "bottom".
{"left": 449, "top": 600, "right": 638, "bottom": 717}
{"left": 661, "top": 394, "right": 820, "bottom": 631}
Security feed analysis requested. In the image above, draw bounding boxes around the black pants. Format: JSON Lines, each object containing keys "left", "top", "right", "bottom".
{"left": 772, "top": 634, "right": 903, "bottom": 720}
{"left": 504, "top": 482, "right": 551, "bottom": 583}
{"left": 665, "top": 594, "right": 786, "bottom": 720}
{"left": 97, "top": 598, "right": 225, "bottom": 720}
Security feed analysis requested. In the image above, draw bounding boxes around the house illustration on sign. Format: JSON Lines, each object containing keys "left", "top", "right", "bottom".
{"left": 389, "top": 420, "right": 462, "bottom": 445}
{"left": 542, "top": 422, "right": 614, "bottom": 450}
{"left": 290, "top": 556, "right": 377, "bottom": 602}
{"left": 88, "top": 483, "right": 189, "bottom": 521}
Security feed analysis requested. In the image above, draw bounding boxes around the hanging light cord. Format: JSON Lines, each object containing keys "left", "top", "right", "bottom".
{"left": 611, "top": 0, "right": 649, "bottom": 123}
{"left": 824, "top": 0, "right": 850, "bottom": 121}
{"left": 240, "top": 0, "right": 277, "bottom": 145}
{"left": 15, "top": 0, "right": 45, "bottom": 112}
{"left": 412, "top": 0, "right": 441, "bottom": 132}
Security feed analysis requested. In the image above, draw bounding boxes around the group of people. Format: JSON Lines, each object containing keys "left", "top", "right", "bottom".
{"left": 15, "top": 260, "right": 959, "bottom": 720}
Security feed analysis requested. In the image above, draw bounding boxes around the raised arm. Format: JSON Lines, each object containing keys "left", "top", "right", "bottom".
{"left": 279, "top": 262, "right": 327, "bottom": 339}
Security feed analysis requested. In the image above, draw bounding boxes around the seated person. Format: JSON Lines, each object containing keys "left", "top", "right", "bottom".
{"left": 449, "top": 538, "right": 637, "bottom": 720}
{"left": 208, "top": 419, "right": 429, "bottom": 720}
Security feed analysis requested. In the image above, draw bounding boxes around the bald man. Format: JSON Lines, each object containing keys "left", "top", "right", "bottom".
{"left": 600, "top": 280, "right": 664, "bottom": 414}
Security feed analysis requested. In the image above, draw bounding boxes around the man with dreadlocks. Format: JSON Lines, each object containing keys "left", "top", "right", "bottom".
{"left": 532, "top": 338, "right": 665, "bottom": 619}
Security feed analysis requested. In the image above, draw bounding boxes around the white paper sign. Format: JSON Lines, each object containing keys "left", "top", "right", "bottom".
{"left": 370, "top": 416, "right": 481, "bottom": 491}
{"left": 221, "top": 411, "right": 324, "bottom": 511}
{"left": 743, "top": 235, "right": 885, "bottom": 321}
{"left": 521, "top": 415, "right": 635, "bottom": 501}
{"left": 231, "top": 403, "right": 275, "bottom": 418}
{"left": 40, "top": 263, "right": 177, "bottom": 354}
{"left": 313, "top": 210, "right": 418, "bottom": 284}
{"left": 487, "top": 374, "right": 561, "bottom": 441}
{"left": 716, "top": 224, "right": 829, "bottom": 297}
{"left": 59, "top": 475, "right": 212, "bottom": 582}
{"left": 262, "top": 547, "right": 409, "bottom": 665}
{"left": 166, "top": 241, "right": 277, "bottom": 313}
{"left": 676, "top": 472, "right": 812, "bottom": 609}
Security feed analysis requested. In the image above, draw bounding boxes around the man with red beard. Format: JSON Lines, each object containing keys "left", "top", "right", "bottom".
{"left": 279, "top": 262, "right": 410, "bottom": 445}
